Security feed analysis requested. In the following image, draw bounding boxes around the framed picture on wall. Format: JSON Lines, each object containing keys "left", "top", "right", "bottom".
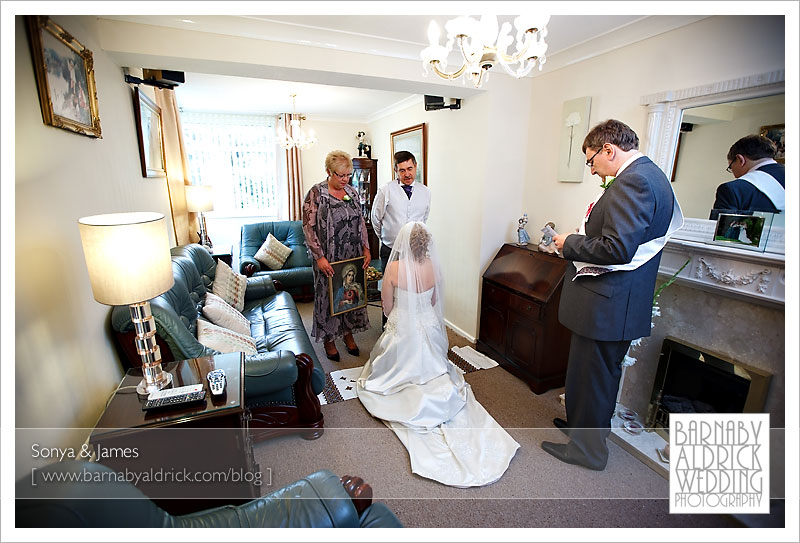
{"left": 760, "top": 123, "right": 784, "bottom": 163}
{"left": 390, "top": 123, "right": 427, "bottom": 185}
{"left": 557, "top": 96, "right": 591, "bottom": 182}
{"left": 133, "top": 87, "right": 167, "bottom": 178}
{"left": 25, "top": 15, "right": 102, "bottom": 138}
{"left": 328, "top": 256, "right": 367, "bottom": 316}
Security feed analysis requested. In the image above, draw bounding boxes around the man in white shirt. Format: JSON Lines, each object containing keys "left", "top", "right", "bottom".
{"left": 371, "top": 151, "right": 431, "bottom": 323}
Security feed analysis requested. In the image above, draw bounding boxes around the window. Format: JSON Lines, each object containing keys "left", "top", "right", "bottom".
{"left": 180, "top": 111, "right": 284, "bottom": 217}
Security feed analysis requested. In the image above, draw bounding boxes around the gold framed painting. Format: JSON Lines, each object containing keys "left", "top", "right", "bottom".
{"left": 25, "top": 16, "right": 102, "bottom": 138}
{"left": 328, "top": 256, "right": 367, "bottom": 316}
{"left": 390, "top": 123, "right": 427, "bottom": 185}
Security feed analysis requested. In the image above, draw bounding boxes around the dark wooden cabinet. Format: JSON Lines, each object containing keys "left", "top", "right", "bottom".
{"left": 351, "top": 157, "right": 380, "bottom": 259}
{"left": 477, "top": 244, "right": 572, "bottom": 394}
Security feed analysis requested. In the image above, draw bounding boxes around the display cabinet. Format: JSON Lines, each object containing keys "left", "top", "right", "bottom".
{"left": 351, "top": 157, "right": 380, "bottom": 260}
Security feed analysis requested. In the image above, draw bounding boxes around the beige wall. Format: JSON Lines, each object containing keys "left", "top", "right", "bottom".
{"left": 14, "top": 15, "right": 176, "bottom": 473}
{"left": 522, "top": 15, "right": 786, "bottom": 234}
{"left": 300, "top": 118, "right": 366, "bottom": 196}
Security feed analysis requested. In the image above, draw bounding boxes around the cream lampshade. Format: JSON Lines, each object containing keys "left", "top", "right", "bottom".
{"left": 184, "top": 185, "right": 214, "bottom": 249}
{"left": 78, "top": 212, "right": 175, "bottom": 395}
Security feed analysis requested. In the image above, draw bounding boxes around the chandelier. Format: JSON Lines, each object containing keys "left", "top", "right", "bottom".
{"left": 277, "top": 94, "right": 317, "bottom": 150}
{"left": 421, "top": 15, "right": 550, "bottom": 88}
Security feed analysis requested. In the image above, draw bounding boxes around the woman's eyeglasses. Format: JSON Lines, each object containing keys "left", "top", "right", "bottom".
{"left": 332, "top": 171, "right": 353, "bottom": 181}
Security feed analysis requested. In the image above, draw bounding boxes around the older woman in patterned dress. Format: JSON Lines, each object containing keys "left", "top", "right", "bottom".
{"left": 302, "top": 150, "right": 371, "bottom": 361}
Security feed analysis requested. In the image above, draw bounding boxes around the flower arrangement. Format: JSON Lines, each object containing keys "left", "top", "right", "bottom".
{"left": 622, "top": 257, "right": 691, "bottom": 367}
{"left": 342, "top": 195, "right": 351, "bottom": 202}
{"left": 600, "top": 176, "right": 615, "bottom": 190}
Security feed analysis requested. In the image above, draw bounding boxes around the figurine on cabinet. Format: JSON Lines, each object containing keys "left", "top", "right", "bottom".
{"left": 356, "top": 131, "right": 372, "bottom": 158}
{"left": 517, "top": 214, "right": 531, "bottom": 246}
{"left": 538, "top": 222, "right": 559, "bottom": 254}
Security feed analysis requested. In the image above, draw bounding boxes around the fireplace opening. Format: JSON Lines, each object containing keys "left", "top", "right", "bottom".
{"left": 647, "top": 336, "right": 771, "bottom": 431}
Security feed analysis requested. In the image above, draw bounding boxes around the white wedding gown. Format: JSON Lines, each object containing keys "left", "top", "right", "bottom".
{"left": 357, "top": 287, "right": 520, "bottom": 487}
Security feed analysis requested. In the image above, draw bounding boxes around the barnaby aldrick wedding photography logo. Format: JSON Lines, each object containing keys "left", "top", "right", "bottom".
{"left": 670, "top": 413, "right": 769, "bottom": 514}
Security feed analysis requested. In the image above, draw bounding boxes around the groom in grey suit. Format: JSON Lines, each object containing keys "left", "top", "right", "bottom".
{"left": 546, "top": 119, "right": 676, "bottom": 471}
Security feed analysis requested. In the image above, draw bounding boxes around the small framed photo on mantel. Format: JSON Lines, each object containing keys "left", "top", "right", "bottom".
{"left": 711, "top": 212, "right": 773, "bottom": 252}
{"left": 25, "top": 16, "right": 102, "bottom": 138}
{"left": 328, "top": 256, "right": 367, "bottom": 317}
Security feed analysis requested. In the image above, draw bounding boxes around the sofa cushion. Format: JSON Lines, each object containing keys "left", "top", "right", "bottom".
{"left": 202, "top": 293, "right": 251, "bottom": 336}
{"left": 212, "top": 260, "right": 247, "bottom": 312}
{"left": 197, "top": 319, "right": 257, "bottom": 355}
{"left": 255, "top": 232, "right": 293, "bottom": 270}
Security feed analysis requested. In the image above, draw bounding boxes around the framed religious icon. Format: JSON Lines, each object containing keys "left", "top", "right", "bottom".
{"left": 390, "top": 123, "right": 426, "bottom": 185}
{"left": 133, "top": 87, "right": 167, "bottom": 178}
{"left": 25, "top": 16, "right": 102, "bottom": 138}
{"left": 328, "top": 256, "right": 367, "bottom": 316}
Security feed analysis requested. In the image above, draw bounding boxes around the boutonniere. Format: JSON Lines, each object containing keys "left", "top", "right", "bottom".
{"left": 342, "top": 195, "right": 352, "bottom": 202}
{"left": 600, "top": 176, "right": 615, "bottom": 190}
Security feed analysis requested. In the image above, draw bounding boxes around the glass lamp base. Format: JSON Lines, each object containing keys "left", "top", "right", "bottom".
{"left": 136, "top": 371, "right": 173, "bottom": 396}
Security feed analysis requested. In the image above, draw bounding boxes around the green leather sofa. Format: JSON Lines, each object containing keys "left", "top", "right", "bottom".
{"left": 239, "top": 220, "right": 314, "bottom": 301}
{"left": 16, "top": 461, "right": 403, "bottom": 528}
{"left": 111, "top": 244, "right": 325, "bottom": 441}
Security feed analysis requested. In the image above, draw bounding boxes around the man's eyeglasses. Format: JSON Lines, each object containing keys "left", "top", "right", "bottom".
{"left": 332, "top": 171, "right": 353, "bottom": 181}
{"left": 725, "top": 159, "right": 735, "bottom": 173}
{"left": 585, "top": 147, "right": 604, "bottom": 168}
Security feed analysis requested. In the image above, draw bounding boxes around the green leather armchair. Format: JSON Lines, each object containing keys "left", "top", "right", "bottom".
{"left": 17, "top": 462, "right": 403, "bottom": 528}
{"left": 239, "top": 221, "right": 314, "bottom": 301}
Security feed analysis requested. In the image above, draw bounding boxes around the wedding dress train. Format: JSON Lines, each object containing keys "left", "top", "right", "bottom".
{"left": 357, "top": 286, "right": 520, "bottom": 487}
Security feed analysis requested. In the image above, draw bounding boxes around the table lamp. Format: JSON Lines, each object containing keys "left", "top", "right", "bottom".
{"left": 78, "top": 212, "right": 175, "bottom": 395}
{"left": 184, "top": 185, "right": 214, "bottom": 250}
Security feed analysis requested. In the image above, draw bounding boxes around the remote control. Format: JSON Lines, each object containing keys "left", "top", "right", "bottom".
{"left": 207, "top": 369, "right": 226, "bottom": 396}
{"left": 142, "top": 390, "right": 206, "bottom": 411}
{"left": 147, "top": 383, "right": 203, "bottom": 401}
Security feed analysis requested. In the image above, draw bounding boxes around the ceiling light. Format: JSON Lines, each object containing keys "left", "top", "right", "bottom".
{"left": 421, "top": 14, "right": 550, "bottom": 88}
{"left": 277, "top": 94, "right": 317, "bottom": 151}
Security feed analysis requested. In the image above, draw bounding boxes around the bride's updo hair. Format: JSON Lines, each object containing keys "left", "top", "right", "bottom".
{"left": 409, "top": 223, "right": 431, "bottom": 261}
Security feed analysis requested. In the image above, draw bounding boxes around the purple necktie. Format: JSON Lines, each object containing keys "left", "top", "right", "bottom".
{"left": 401, "top": 184, "right": 412, "bottom": 199}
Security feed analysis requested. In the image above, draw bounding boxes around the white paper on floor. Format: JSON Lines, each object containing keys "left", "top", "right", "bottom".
{"left": 450, "top": 345, "right": 499, "bottom": 369}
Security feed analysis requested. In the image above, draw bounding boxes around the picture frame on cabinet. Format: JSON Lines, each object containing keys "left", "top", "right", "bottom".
{"left": 390, "top": 123, "right": 426, "bottom": 186}
{"left": 25, "top": 15, "right": 102, "bottom": 138}
{"left": 133, "top": 87, "right": 167, "bottom": 178}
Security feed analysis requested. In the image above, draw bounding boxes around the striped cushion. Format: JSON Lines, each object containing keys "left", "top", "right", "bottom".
{"left": 212, "top": 260, "right": 246, "bottom": 312}
{"left": 196, "top": 319, "right": 257, "bottom": 355}
{"left": 254, "top": 233, "right": 293, "bottom": 270}
{"left": 202, "top": 292, "right": 251, "bottom": 336}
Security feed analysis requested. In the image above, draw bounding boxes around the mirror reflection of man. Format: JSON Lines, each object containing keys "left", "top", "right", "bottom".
{"left": 371, "top": 151, "right": 431, "bottom": 326}
{"left": 710, "top": 135, "right": 785, "bottom": 220}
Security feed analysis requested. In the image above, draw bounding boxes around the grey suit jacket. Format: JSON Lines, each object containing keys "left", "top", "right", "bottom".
{"left": 558, "top": 156, "right": 674, "bottom": 341}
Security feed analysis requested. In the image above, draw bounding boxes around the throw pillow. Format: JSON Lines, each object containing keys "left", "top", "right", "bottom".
{"left": 212, "top": 260, "right": 247, "bottom": 312}
{"left": 254, "top": 232, "right": 293, "bottom": 270}
{"left": 196, "top": 319, "right": 257, "bottom": 355}
{"left": 202, "top": 292, "right": 251, "bottom": 336}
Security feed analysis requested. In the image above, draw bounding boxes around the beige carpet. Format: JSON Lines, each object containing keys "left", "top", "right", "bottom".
{"left": 252, "top": 301, "right": 759, "bottom": 528}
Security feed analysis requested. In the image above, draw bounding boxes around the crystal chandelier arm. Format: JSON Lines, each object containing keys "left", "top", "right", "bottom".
{"left": 429, "top": 60, "right": 469, "bottom": 81}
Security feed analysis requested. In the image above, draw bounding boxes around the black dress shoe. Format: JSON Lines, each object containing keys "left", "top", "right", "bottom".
{"left": 326, "top": 351, "right": 340, "bottom": 362}
{"left": 541, "top": 441, "right": 606, "bottom": 471}
{"left": 553, "top": 417, "right": 570, "bottom": 436}
{"left": 346, "top": 346, "right": 360, "bottom": 356}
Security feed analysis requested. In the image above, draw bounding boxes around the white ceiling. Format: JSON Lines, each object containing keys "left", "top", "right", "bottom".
{"left": 101, "top": 14, "right": 705, "bottom": 121}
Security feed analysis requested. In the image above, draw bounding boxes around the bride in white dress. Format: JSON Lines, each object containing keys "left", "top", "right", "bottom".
{"left": 357, "top": 222, "right": 519, "bottom": 487}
